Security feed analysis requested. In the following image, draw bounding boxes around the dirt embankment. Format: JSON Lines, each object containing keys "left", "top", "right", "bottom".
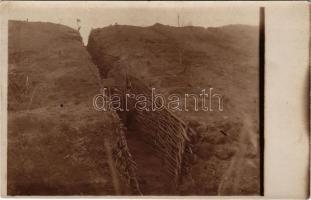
{"left": 87, "top": 23, "right": 260, "bottom": 195}
{"left": 8, "top": 20, "right": 119, "bottom": 195}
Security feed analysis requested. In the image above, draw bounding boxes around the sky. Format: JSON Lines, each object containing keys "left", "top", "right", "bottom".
{"left": 5, "top": 1, "right": 260, "bottom": 44}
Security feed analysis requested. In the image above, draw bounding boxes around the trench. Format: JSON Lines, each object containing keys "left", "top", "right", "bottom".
{"left": 85, "top": 39, "right": 194, "bottom": 195}
{"left": 10, "top": 21, "right": 260, "bottom": 195}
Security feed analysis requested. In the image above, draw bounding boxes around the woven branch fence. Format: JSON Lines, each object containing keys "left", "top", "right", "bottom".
{"left": 109, "top": 74, "right": 196, "bottom": 193}
{"left": 111, "top": 114, "right": 142, "bottom": 195}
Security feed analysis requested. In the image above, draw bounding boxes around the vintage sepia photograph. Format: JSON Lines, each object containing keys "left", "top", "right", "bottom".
{"left": 5, "top": 2, "right": 263, "bottom": 196}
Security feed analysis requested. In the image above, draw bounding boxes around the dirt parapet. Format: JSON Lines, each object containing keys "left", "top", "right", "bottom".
{"left": 8, "top": 20, "right": 119, "bottom": 195}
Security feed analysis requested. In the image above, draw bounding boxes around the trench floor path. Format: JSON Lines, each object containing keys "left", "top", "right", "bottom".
{"left": 126, "top": 130, "right": 173, "bottom": 195}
